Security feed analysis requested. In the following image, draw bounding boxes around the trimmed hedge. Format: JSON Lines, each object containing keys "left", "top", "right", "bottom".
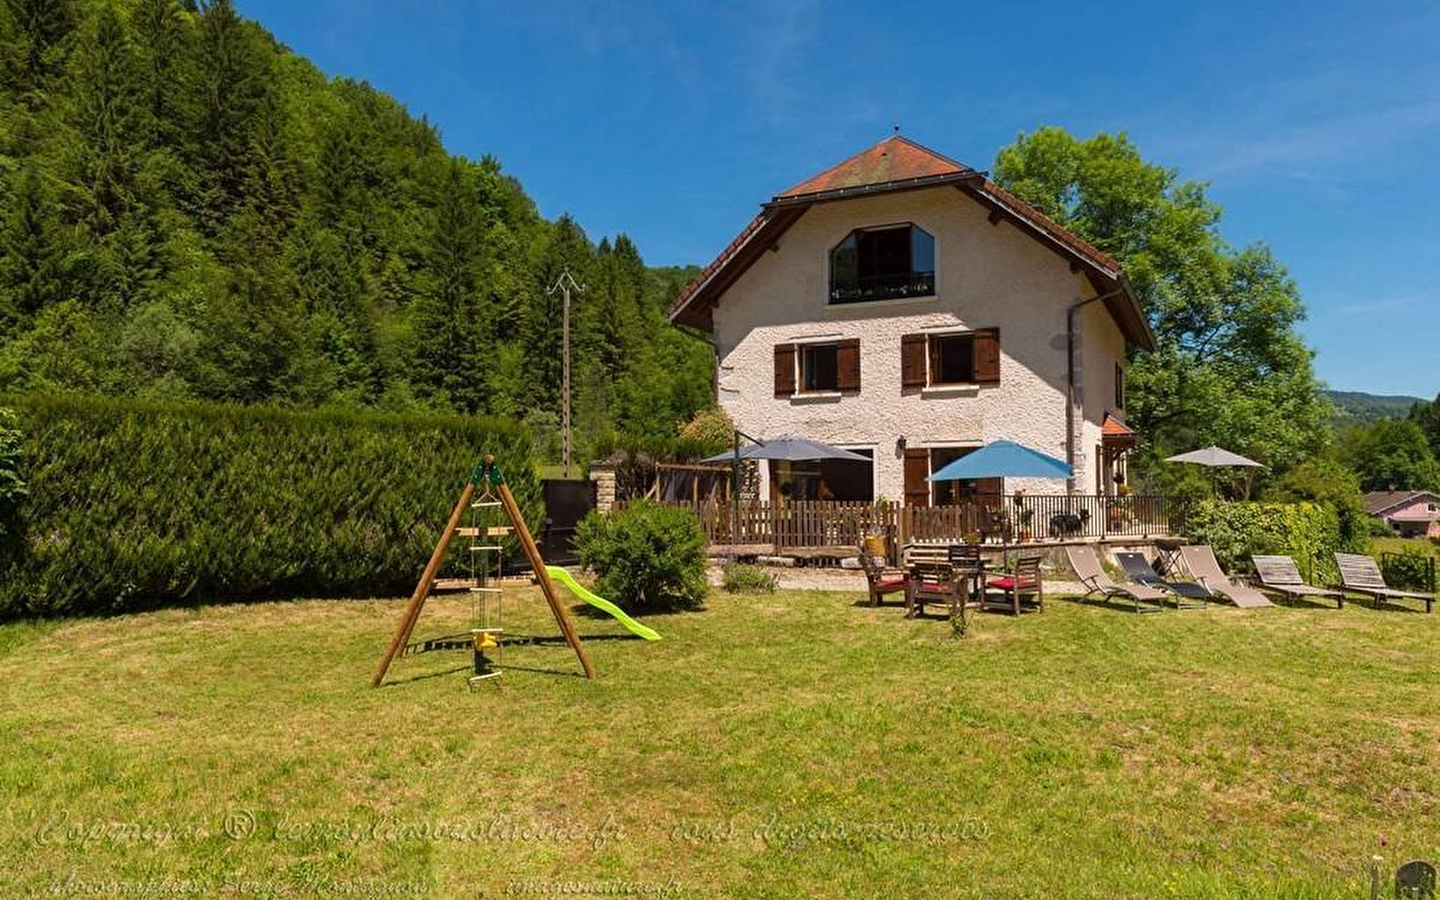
{"left": 1184, "top": 500, "right": 1345, "bottom": 584}
{"left": 0, "top": 395, "right": 538, "bottom": 618}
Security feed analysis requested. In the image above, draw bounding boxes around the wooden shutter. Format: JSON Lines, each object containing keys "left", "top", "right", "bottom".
{"left": 900, "top": 334, "right": 928, "bottom": 389}
{"left": 836, "top": 338, "right": 861, "bottom": 391}
{"left": 974, "top": 327, "right": 1001, "bottom": 385}
{"left": 903, "top": 448, "right": 931, "bottom": 508}
{"left": 774, "top": 343, "right": 796, "bottom": 396}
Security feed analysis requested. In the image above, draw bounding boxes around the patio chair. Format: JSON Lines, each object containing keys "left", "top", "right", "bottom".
{"left": 984, "top": 554, "right": 1044, "bottom": 615}
{"left": 1334, "top": 553, "right": 1434, "bottom": 613}
{"left": 858, "top": 529, "right": 906, "bottom": 607}
{"left": 1177, "top": 546, "right": 1274, "bottom": 608}
{"left": 1251, "top": 555, "right": 1344, "bottom": 608}
{"left": 903, "top": 543, "right": 982, "bottom": 624}
{"left": 1063, "top": 545, "right": 1166, "bottom": 613}
{"left": 1115, "top": 551, "right": 1210, "bottom": 608}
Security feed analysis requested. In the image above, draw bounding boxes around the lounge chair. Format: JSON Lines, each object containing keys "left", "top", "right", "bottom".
{"left": 1334, "top": 553, "right": 1434, "bottom": 613}
{"left": 1251, "top": 555, "right": 1344, "bottom": 607}
{"left": 984, "top": 554, "right": 1044, "bottom": 615}
{"left": 1177, "top": 546, "right": 1274, "bottom": 608}
{"left": 1115, "top": 551, "right": 1210, "bottom": 608}
{"left": 1064, "top": 545, "right": 1166, "bottom": 613}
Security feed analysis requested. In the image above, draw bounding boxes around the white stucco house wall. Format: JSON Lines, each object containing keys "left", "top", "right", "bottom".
{"left": 668, "top": 136, "right": 1155, "bottom": 506}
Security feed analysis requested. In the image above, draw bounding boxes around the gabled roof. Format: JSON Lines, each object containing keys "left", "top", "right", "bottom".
{"left": 776, "top": 135, "right": 977, "bottom": 201}
{"left": 669, "top": 135, "right": 1156, "bottom": 351}
{"left": 1364, "top": 490, "right": 1440, "bottom": 516}
{"left": 1102, "top": 412, "right": 1135, "bottom": 439}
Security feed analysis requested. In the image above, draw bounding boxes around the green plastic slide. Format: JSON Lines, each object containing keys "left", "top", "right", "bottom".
{"left": 544, "top": 566, "right": 662, "bottom": 641}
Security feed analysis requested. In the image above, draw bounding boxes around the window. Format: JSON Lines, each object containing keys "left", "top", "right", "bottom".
{"left": 774, "top": 339, "right": 860, "bottom": 396}
{"left": 932, "top": 334, "right": 976, "bottom": 385}
{"left": 1115, "top": 362, "right": 1126, "bottom": 410}
{"left": 829, "top": 224, "right": 935, "bottom": 304}
{"left": 901, "top": 329, "right": 1001, "bottom": 388}
{"left": 801, "top": 344, "right": 839, "bottom": 392}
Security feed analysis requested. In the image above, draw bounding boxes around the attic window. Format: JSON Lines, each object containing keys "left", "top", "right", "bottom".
{"left": 829, "top": 224, "right": 935, "bottom": 304}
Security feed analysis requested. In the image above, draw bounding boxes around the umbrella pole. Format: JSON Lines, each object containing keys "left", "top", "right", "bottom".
{"left": 731, "top": 430, "right": 740, "bottom": 553}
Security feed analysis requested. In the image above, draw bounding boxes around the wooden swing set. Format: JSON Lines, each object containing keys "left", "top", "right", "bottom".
{"left": 370, "top": 454, "right": 594, "bottom": 687}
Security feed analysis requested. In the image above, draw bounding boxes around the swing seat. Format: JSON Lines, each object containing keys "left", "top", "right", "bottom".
{"left": 472, "top": 628, "right": 502, "bottom": 651}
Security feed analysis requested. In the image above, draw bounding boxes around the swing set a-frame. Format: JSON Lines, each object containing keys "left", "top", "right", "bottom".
{"left": 370, "top": 454, "right": 594, "bottom": 687}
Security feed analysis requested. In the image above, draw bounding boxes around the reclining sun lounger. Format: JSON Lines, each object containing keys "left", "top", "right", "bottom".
{"left": 1178, "top": 546, "right": 1274, "bottom": 608}
{"left": 1334, "top": 553, "right": 1434, "bottom": 613}
{"left": 1064, "top": 545, "right": 1166, "bottom": 613}
{"left": 1252, "top": 555, "right": 1344, "bottom": 608}
{"left": 1115, "top": 551, "right": 1210, "bottom": 608}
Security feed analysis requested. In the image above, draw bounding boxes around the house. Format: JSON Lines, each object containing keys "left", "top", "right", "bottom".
{"left": 1364, "top": 490, "right": 1440, "bottom": 538}
{"left": 668, "top": 135, "right": 1155, "bottom": 506}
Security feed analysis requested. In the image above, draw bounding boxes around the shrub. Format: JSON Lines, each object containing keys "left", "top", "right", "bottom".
{"left": 574, "top": 500, "right": 707, "bottom": 611}
{"left": 0, "top": 408, "right": 25, "bottom": 551}
{"left": 1184, "top": 501, "right": 1343, "bottom": 583}
{"left": 1380, "top": 546, "right": 1436, "bottom": 592}
{"left": 721, "top": 562, "right": 776, "bottom": 594}
{"left": 1, "top": 394, "right": 537, "bottom": 618}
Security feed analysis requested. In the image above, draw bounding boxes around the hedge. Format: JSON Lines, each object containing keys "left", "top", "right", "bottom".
{"left": 0, "top": 395, "right": 538, "bottom": 618}
{"left": 1183, "top": 500, "right": 1345, "bottom": 584}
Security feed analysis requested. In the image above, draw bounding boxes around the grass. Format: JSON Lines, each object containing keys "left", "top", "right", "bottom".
{"left": 0, "top": 585, "right": 1435, "bottom": 899}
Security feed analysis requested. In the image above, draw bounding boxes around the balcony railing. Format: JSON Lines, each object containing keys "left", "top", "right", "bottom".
{"left": 829, "top": 270, "right": 935, "bottom": 304}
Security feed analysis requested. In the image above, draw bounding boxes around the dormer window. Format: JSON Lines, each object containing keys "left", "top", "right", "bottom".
{"left": 829, "top": 224, "right": 935, "bottom": 304}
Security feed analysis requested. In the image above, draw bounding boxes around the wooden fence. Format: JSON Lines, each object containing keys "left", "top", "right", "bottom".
{"left": 632, "top": 495, "right": 1184, "bottom": 553}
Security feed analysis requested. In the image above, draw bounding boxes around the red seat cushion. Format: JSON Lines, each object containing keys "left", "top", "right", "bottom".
{"left": 988, "top": 576, "right": 1038, "bottom": 590}
{"left": 873, "top": 578, "right": 906, "bottom": 593}
{"left": 917, "top": 582, "right": 947, "bottom": 592}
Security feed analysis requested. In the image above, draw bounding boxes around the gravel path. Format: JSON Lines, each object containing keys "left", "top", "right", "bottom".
{"left": 707, "top": 562, "right": 1087, "bottom": 595}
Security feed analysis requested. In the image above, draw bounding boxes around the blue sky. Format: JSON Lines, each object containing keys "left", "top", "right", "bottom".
{"left": 238, "top": 0, "right": 1440, "bottom": 398}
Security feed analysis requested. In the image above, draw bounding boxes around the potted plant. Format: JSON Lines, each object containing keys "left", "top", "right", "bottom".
{"left": 1017, "top": 506, "right": 1034, "bottom": 542}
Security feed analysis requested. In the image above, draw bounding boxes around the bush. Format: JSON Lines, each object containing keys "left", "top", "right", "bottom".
{"left": 721, "top": 562, "right": 776, "bottom": 594}
{"left": 1380, "top": 546, "right": 1436, "bottom": 592}
{"left": 1, "top": 394, "right": 537, "bottom": 618}
{"left": 0, "top": 408, "right": 25, "bottom": 550}
{"left": 1184, "top": 501, "right": 1343, "bottom": 583}
{"left": 574, "top": 500, "right": 707, "bottom": 611}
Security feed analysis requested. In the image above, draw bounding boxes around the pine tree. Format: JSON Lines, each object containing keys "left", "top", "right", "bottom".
{"left": 129, "top": 0, "right": 186, "bottom": 148}
{"left": 61, "top": 4, "right": 145, "bottom": 238}
{"left": 186, "top": 0, "right": 270, "bottom": 237}
{"left": 2, "top": 0, "right": 78, "bottom": 102}
{"left": 0, "top": 165, "right": 76, "bottom": 328}
{"left": 410, "top": 160, "right": 491, "bottom": 413}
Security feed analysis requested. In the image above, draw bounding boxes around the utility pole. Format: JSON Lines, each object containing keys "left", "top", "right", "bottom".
{"left": 547, "top": 270, "right": 585, "bottom": 478}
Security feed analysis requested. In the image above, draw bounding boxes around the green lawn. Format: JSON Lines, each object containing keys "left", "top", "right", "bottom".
{"left": 0, "top": 585, "right": 1434, "bottom": 899}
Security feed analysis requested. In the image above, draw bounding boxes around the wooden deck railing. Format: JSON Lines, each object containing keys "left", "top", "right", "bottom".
{"left": 627, "top": 495, "right": 1184, "bottom": 553}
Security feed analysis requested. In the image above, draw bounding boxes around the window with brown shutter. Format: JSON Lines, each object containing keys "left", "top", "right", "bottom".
{"left": 974, "top": 327, "right": 1001, "bottom": 385}
{"left": 901, "top": 334, "right": 927, "bottom": 388}
{"left": 774, "top": 343, "right": 796, "bottom": 396}
{"left": 835, "top": 339, "right": 860, "bottom": 391}
{"left": 904, "top": 330, "right": 999, "bottom": 388}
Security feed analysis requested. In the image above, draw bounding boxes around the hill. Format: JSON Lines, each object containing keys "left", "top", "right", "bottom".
{"left": 0, "top": 0, "right": 712, "bottom": 459}
{"left": 1327, "top": 390, "right": 1426, "bottom": 426}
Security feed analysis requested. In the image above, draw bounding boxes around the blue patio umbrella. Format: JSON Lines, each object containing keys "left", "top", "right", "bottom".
{"left": 926, "top": 440, "right": 1073, "bottom": 481}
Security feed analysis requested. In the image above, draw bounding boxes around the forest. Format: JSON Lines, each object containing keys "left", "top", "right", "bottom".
{"left": 0, "top": 0, "right": 713, "bottom": 463}
{"left": 3, "top": 0, "right": 1438, "bottom": 496}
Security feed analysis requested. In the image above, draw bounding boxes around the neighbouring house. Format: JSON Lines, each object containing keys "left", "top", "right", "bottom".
{"left": 1364, "top": 490, "right": 1440, "bottom": 538}
{"left": 668, "top": 135, "right": 1155, "bottom": 506}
